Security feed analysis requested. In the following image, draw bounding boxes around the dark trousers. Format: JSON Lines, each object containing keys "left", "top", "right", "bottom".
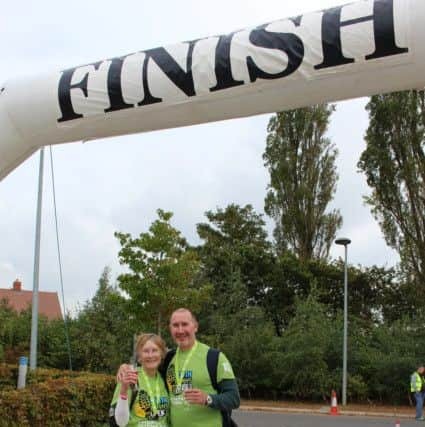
{"left": 414, "top": 391, "right": 424, "bottom": 419}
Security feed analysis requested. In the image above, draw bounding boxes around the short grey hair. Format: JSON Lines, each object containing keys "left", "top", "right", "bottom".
{"left": 170, "top": 308, "right": 198, "bottom": 323}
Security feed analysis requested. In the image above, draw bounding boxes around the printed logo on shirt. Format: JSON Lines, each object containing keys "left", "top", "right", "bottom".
{"left": 222, "top": 361, "right": 232, "bottom": 373}
{"left": 133, "top": 389, "right": 168, "bottom": 420}
{"left": 166, "top": 363, "right": 193, "bottom": 395}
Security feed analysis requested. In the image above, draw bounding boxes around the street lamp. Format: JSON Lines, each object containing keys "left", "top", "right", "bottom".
{"left": 335, "top": 237, "right": 351, "bottom": 406}
{"left": 30, "top": 148, "right": 45, "bottom": 370}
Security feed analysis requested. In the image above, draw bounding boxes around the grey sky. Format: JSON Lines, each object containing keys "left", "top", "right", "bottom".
{"left": 0, "top": 0, "right": 399, "bottom": 311}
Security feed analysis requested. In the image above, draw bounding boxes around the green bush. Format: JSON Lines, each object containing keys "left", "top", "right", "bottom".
{"left": 0, "top": 364, "right": 17, "bottom": 389}
{"left": 347, "top": 374, "right": 369, "bottom": 401}
{"left": 0, "top": 364, "right": 89, "bottom": 387}
{"left": 0, "top": 365, "right": 115, "bottom": 427}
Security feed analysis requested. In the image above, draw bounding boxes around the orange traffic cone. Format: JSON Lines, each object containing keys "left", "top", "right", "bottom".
{"left": 329, "top": 390, "right": 339, "bottom": 416}
{"left": 395, "top": 420, "right": 400, "bottom": 427}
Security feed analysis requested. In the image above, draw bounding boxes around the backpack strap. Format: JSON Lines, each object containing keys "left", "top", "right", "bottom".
{"left": 160, "top": 349, "right": 176, "bottom": 382}
{"left": 207, "top": 348, "right": 238, "bottom": 427}
{"left": 207, "top": 348, "right": 220, "bottom": 391}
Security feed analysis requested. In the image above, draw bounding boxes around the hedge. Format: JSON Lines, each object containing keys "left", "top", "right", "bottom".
{"left": 0, "top": 364, "right": 85, "bottom": 387}
{"left": 0, "top": 364, "right": 115, "bottom": 427}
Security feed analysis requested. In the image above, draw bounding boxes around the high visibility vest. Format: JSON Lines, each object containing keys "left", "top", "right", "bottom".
{"left": 411, "top": 372, "right": 424, "bottom": 392}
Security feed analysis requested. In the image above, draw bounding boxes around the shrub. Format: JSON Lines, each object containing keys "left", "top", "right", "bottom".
{"left": 0, "top": 365, "right": 115, "bottom": 427}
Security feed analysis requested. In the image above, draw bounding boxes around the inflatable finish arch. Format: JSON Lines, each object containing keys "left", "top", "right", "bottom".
{"left": 0, "top": 0, "right": 424, "bottom": 181}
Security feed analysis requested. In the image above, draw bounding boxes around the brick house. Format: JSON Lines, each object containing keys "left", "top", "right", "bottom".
{"left": 0, "top": 279, "right": 62, "bottom": 320}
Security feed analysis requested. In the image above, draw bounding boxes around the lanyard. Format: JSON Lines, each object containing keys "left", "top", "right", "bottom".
{"left": 140, "top": 368, "right": 161, "bottom": 416}
{"left": 174, "top": 341, "right": 198, "bottom": 389}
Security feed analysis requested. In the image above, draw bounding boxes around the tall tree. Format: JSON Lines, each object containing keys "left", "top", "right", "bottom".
{"left": 358, "top": 90, "right": 425, "bottom": 285}
{"left": 264, "top": 104, "right": 342, "bottom": 260}
{"left": 116, "top": 209, "right": 211, "bottom": 335}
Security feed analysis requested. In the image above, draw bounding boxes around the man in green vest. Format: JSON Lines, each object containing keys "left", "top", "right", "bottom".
{"left": 165, "top": 308, "right": 239, "bottom": 427}
{"left": 411, "top": 366, "right": 425, "bottom": 421}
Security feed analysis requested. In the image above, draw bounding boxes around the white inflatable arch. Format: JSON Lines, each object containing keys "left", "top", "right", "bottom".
{"left": 0, "top": 0, "right": 423, "bottom": 180}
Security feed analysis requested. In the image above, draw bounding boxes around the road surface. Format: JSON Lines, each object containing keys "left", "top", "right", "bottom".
{"left": 234, "top": 410, "right": 416, "bottom": 427}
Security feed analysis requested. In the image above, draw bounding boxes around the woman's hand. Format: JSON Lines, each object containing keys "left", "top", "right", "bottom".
{"left": 121, "top": 369, "right": 138, "bottom": 393}
{"left": 117, "top": 364, "right": 138, "bottom": 393}
{"left": 116, "top": 364, "right": 132, "bottom": 383}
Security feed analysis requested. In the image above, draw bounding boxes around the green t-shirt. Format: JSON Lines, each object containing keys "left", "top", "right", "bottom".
{"left": 111, "top": 368, "right": 169, "bottom": 427}
{"left": 166, "top": 341, "right": 235, "bottom": 427}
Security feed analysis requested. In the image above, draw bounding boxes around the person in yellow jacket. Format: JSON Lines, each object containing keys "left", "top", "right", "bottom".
{"left": 411, "top": 366, "right": 425, "bottom": 421}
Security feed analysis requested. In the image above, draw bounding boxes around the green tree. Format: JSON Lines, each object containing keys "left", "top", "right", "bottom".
{"left": 71, "top": 267, "right": 133, "bottom": 373}
{"left": 355, "top": 317, "right": 423, "bottom": 403}
{"left": 0, "top": 300, "right": 72, "bottom": 368}
{"left": 116, "top": 209, "right": 211, "bottom": 335}
{"left": 196, "top": 204, "right": 272, "bottom": 307}
{"left": 196, "top": 204, "right": 281, "bottom": 398}
{"left": 278, "top": 289, "right": 338, "bottom": 400}
{"left": 201, "top": 306, "right": 279, "bottom": 399}
{"left": 308, "top": 261, "right": 392, "bottom": 323}
{"left": 261, "top": 254, "right": 403, "bottom": 334}
{"left": 261, "top": 251, "right": 310, "bottom": 334}
{"left": 264, "top": 104, "right": 342, "bottom": 260}
{"left": 374, "top": 271, "right": 419, "bottom": 323}
{"left": 0, "top": 299, "right": 21, "bottom": 362}
{"left": 358, "top": 90, "right": 425, "bottom": 285}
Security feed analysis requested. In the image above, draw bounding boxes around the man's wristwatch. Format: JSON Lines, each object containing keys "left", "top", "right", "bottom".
{"left": 205, "top": 395, "right": 213, "bottom": 406}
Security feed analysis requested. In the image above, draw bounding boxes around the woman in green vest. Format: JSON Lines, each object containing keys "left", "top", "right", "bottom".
{"left": 110, "top": 333, "right": 170, "bottom": 427}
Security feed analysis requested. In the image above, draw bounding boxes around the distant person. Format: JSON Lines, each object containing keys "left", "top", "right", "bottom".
{"left": 411, "top": 366, "right": 425, "bottom": 421}
{"left": 110, "top": 333, "right": 169, "bottom": 427}
{"left": 118, "top": 308, "right": 240, "bottom": 427}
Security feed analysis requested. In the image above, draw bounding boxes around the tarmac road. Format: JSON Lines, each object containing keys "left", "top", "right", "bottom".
{"left": 234, "top": 410, "right": 418, "bottom": 427}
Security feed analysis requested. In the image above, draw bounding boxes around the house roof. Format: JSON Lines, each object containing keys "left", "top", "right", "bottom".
{"left": 0, "top": 281, "right": 62, "bottom": 320}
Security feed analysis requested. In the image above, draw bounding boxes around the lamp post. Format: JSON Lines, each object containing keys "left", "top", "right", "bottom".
{"left": 30, "top": 147, "right": 44, "bottom": 370}
{"left": 335, "top": 237, "right": 351, "bottom": 406}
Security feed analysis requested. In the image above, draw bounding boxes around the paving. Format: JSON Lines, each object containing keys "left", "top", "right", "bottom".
{"left": 240, "top": 403, "right": 413, "bottom": 419}
{"left": 240, "top": 399, "right": 417, "bottom": 418}
{"left": 235, "top": 410, "right": 419, "bottom": 427}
